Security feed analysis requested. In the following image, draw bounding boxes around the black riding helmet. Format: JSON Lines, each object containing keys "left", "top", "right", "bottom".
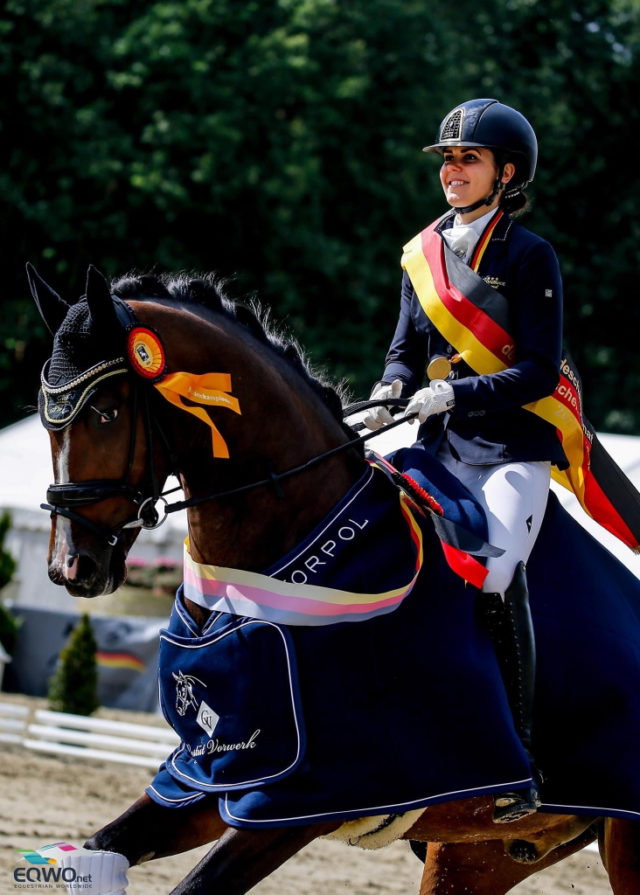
{"left": 424, "top": 98, "right": 538, "bottom": 213}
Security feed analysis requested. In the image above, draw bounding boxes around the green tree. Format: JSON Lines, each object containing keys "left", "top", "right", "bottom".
{"left": 1, "top": 0, "right": 639, "bottom": 430}
{"left": 48, "top": 613, "right": 99, "bottom": 715}
{"left": 0, "top": 512, "right": 17, "bottom": 592}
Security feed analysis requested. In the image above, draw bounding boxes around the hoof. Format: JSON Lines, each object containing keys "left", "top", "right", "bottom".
{"left": 508, "top": 839, "right": 540, "bottom": 864}
{"left": 493, "top": 787, "right": 540, "bottom": 823}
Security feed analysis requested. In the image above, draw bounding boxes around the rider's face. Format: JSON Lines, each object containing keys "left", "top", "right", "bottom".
{"left": 439, "top": 146, "right": 500, "bottom": 211}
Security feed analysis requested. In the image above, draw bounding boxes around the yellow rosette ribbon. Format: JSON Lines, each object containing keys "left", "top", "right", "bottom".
{"left": 154, "top": 371, "right": 241, "bottom": 459}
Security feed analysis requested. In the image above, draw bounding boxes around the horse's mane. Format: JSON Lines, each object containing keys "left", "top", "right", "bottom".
{"left": 110, "top": 272, "right": 349, "bottom": 425}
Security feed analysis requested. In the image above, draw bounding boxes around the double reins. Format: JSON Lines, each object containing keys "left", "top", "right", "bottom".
{"left": 42, "top": 391, "right": 415, "bottom": 546}
{"left": 163, "top": 397, "right": 413, "bottom": 513}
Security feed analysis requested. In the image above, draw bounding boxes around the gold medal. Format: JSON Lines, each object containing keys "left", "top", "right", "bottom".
{"left": 426, "top": 355, "right": 452, "bottom": 381}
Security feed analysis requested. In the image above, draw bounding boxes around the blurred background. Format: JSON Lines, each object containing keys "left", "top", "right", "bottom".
{"left": 2, "top": 0, "right": 639, "bottom": 432}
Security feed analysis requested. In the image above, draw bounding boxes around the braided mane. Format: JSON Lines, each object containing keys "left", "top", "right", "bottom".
{"left": 110, "top": 272, "right": 348, "bottom": 424}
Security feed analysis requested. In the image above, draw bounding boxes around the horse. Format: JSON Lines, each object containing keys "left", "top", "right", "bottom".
{"left": 27, "top": 263, "right": 640, "bottom": 894}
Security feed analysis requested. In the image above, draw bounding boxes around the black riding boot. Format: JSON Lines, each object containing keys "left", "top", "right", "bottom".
{"left": 481, "top": 561, "right": 541, "bottom": 824}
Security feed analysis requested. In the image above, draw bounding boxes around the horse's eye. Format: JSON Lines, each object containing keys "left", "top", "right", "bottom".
{"left": 90, "top": 406, "right": 119, "bottom": 425}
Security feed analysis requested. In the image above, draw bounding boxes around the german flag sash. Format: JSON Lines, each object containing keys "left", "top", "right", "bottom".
{"left": 401, "top": 214, "right": 640, "bottom": 553}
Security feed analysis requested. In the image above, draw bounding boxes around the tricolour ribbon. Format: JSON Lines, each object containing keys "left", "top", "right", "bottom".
{"left": 182, "top": 482, "right": 425, "bottom": 626}
{"left": 401, "top": 219, "right": 640, "bottom": 552}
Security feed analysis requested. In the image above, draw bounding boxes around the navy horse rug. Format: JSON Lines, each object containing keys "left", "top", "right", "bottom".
{"left": 146, "top": 452, "right": 640, "bottom": 828}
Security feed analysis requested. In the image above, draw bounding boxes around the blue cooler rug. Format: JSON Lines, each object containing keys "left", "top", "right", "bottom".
{"left": 146, "top": 450, "right": 640, "bottom": 828}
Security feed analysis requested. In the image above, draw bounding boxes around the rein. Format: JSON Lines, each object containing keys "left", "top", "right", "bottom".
{"left": 42, "top": 393, "right": 414, "bottom": 545}
{"left": 163, "top": 399, "right": 412, "bottom": 513}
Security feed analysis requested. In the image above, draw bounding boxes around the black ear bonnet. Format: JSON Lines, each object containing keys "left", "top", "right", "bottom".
{"left": 28, "top": 264, "right": 140, "bottom": 431}
{"left": 38, "top": 298, "right": 134, "bottom": 430}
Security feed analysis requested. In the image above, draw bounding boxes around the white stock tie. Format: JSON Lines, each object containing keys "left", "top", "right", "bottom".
{"left": 441, "top": 224, "right": 478, "bottom": 263}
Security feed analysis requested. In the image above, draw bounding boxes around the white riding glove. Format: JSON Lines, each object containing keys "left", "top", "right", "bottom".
{"left": 404, "top": 379, "right": 455, "bottom": 424}
{"left": 57, "top": 848, "right": 130, "bottom": 894}
{"left": 363, "top": 379, "right": 403, "bottom": 430}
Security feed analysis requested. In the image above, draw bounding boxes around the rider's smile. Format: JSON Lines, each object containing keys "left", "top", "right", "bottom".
{"left": 439, "top": 146, "right": 515, "bottom": 222}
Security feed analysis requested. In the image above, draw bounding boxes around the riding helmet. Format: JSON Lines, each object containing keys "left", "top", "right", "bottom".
{"left": 423, "top": 98, "right": 538, "bottom": 196}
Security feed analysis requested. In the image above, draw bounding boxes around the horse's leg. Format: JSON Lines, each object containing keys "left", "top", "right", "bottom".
{"left": 88, "top": 793, "right": 336, "bottom": 894}
{"left": 420, "top": 840, "right": 526, "bottom": 895}
{"left": 601, "top": 818, "right": 640, "bottom": 893}
{"left": 419, "top": 827, "right": 598, "bottom": 895}
{"left": 86, "top": 793, "right": 228, "bottom": 864}
{"left": 170, "top": 820, "right": 338, "bottom": 895}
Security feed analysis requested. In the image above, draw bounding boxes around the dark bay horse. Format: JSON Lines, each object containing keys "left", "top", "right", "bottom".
{"left": 28, "top": 264, "right": 640, "bottom": 894}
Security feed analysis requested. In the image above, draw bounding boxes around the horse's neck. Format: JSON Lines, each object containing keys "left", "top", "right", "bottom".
{"left": 185, "top": 454, "right": 359, "bottom": 570}
{"left": 179, "top": 391, "right": 363, "bottom": 574}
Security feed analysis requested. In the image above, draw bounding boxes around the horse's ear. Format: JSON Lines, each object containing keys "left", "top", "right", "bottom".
{"left": 25, "top": 262, "right": 70, "bottom": 336}
{"left": 84, "top": 265, "right": 120, "bottom": 336}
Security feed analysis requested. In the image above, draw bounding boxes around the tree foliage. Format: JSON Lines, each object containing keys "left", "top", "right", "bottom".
{"left": 48, "top": 613, "right": 99, "bottom": 715}
{"left": 0, "top": 512, "right": 19, "bottom": 659}
{"left": 0, "top": 512, "right": 17, "bottom": 592}
{"left": 1, "top": 0, "right": 639, "bottom": 430}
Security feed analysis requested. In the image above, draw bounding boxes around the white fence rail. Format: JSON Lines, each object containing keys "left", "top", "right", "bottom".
{"left": 0, "top": 701, "right": 29, "bottom": 744}
{"left": 0, "top": 701, "right": 178, "bottom": 768}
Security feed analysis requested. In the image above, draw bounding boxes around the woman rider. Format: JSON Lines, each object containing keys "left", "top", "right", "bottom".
{"left": 364, "top": 98, "right": 568, "bottom": 823}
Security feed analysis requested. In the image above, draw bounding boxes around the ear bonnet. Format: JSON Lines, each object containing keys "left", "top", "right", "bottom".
{"left": 27, "top": 264, "right": 144, "bottom": 430}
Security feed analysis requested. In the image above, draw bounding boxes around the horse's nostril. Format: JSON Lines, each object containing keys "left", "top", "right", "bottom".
{"left": 77, "top": 554, "right": 98, "bottom": 580}
{"left": 64, "top": 554, "right": 80, "bottom": 580}
{"left": 59, "top": 553, "right": 98, "bottom": 586}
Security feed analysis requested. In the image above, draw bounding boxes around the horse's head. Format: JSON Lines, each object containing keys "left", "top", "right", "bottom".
{"left": 28, "top": 264, "right": 174, "bottom": 597}
{"left": 30, "top": 263, "right": 362, "bottom": 601}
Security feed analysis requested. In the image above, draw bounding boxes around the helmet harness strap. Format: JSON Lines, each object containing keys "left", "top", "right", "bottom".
{"left": 453, "top": 160, "right": 508, "bottom": 216}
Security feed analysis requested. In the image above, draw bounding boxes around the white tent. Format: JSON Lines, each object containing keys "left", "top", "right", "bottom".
{"left": 0, "top": 414, "right": 187, "bottom": 610}
{"left": 1, "top": 413, "right": 639, "bottom": 611}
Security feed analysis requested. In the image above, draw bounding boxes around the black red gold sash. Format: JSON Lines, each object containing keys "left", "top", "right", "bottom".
{"left": 401, "top": 215, "right": 640, "bottom": 553}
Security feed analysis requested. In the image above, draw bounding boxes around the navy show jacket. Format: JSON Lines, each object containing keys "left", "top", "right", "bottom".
{"left": 381, "top": 211, "right": 569, "bottom": 468}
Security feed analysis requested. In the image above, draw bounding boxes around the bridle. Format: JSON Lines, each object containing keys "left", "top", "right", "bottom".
{"left": 41, "top": 381, "right": 414, "bottom": 547}
{"left": 42, "top": 378, "right": 175, "bottom": 547}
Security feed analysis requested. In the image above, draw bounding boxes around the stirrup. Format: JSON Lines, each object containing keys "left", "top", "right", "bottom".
{"left": 493, "top": 786, "right": 541, "bottom": 824}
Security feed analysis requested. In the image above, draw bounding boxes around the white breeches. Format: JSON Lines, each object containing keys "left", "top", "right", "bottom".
{"left": 437, "top": 443, "right": 551, "bottom": 597}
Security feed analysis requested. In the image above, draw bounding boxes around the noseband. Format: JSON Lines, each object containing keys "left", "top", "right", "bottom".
{"left": 42, "top": 380, "right": 173, "bottom": 547}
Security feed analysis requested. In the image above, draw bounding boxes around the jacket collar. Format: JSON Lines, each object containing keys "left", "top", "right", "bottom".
{"left": 436, "top": 208, "right": 514, "bottom": 243}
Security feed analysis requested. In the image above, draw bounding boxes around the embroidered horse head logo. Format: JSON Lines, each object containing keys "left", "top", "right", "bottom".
{"left": 172, "top": 670, "right": 205, "bottom": 716}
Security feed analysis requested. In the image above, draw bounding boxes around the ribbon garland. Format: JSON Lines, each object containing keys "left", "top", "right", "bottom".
{"left": 182, "top": 481, "right": 426, "bottom": 626}
{"left": 154, "top": 371, "right": 241, "bottom": 459}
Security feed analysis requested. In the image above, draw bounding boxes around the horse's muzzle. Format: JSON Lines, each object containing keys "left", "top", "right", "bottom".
{"left": 48, "top": 530, "right": 129, "bottom": 598}
{"left": 48, "top": 552, "right": 123, "bottom": 597}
